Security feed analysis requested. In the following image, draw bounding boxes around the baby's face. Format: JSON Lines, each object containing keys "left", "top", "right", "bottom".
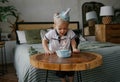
{"left": 55, "top": 21, "right": 69, "bottom": 36}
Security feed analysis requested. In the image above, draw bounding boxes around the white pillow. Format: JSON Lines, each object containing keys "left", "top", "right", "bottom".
{"left": 40, "top": 30, "right": 47, "bottom": 39}
{"left": 79, "top": 34, "right": 86, "bottom": 41}
{"left": 47, "top": 28, "right": 53, "bottom": 32}
{"left": 16, "top": 31, "right": 27, "bottom": 43}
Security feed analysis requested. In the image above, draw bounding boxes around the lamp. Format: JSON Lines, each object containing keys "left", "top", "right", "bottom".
{"left": 100, "top": 6, "right": 114, "bottom": 24}
{"left": 86, "top": 11, "right": 98, "bottom": 21}
{"left": 86, "top": 11, "right": 98, "bottom": 26}
{"left": 85, "top": 11, "right": 98, "bottom": 35}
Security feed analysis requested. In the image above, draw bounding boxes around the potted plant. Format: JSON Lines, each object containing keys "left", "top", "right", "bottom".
{"left": 0, "top": 0, "right": 18, "bottom": 21}
{"left": 0, "top": 0, "right": 19, "bottom": 40}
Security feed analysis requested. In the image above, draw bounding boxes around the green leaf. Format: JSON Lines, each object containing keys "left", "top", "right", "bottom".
{"left": 0, "top": 0, "right": 18, "bottom": 22}
{"left": 0, "top": 0, "right": 8, "bottom": 3}
{"left": 29, "top": 46, "right": 38, "bottom": 56}
{"left": 1, "top": 15, "right": 7, "bottom": 22}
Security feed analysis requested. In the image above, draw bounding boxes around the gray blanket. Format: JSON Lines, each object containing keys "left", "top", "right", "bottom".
{"left": 78, "top": 41, "right": 120, "bottom": 82}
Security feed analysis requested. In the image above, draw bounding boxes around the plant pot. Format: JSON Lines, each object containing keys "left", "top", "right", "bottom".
{"left": 10, "top": 31, "right": 16, "bottom": 40}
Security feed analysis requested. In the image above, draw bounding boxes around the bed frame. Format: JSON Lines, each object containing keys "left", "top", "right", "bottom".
{"left": 16, "top": 21, "right": 80, "bottom": 43}
{"left": 16, "top": 21, "right": 79, "bottom": 30}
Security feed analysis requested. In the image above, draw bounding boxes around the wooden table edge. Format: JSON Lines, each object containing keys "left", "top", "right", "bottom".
{"left": 30, "top": 52, "right": 103, "bottom": 71}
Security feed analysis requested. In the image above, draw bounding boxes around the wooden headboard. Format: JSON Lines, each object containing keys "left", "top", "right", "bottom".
{"left": 16, "top": 21, "right": 80, "bottom": 43}
{"left": 16, "top": 21, "right": 79, "bottom": 30}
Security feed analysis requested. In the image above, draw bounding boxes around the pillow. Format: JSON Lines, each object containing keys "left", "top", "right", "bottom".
{"left": 40, "top": 29, "right": 47, "bottom": 39}
{"left": 79, "top": 34, "right": 86, "bottom": 41}
{"left": 73, "top": 29, "right": 81, "bottom": 37}
{"left": 72, "top": 29, "right": 86, "bottom": 43}
{"left": 47, "top": 28, "right": 53, "bottom": 32}
{"left": 40, "top": 28, "right": 53, "bottom": 39}
{"left": 25, "top": 30, "right": 41, "bottom": 44}
{"left": 16, "top": 31, "right": 27, "bottom": 43}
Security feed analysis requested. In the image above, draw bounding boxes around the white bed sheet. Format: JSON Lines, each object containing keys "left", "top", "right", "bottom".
{"left": 14, "top": 43, "right": 44, "bottom": 82}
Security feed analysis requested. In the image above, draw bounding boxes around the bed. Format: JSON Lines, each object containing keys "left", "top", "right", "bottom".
{"left": 78, "top": 41, "right": 120, "bottom": 82}
{"left": 14, "top": 21, "right": 80, "bottom": 82}
{"left": 14, "top": 22, "right": 120, "bottom": 82}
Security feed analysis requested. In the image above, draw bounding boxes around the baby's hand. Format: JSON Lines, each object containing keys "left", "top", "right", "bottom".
{"left": 45, "top": 50, "right": 54, "bottom": 55}
{"left": 73, "top": 48, "right": 80, "bottom": 54}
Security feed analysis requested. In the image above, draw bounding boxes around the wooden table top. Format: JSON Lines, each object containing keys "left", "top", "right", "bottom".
{"left": 30, "top": 52, "right": 103, "bottom": 71}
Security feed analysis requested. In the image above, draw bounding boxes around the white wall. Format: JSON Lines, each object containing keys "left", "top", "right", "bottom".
{"left": 11, "top": 0, "right": 80, "bottom": 22}
{"left": 1, "top": 0, "right": 120, "bottom": 32}
{"left": 1, "top": 0, "right": 80, "bottom": 33}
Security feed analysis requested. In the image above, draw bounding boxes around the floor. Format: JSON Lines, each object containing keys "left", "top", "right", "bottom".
{"left": 0, "top": 64, "right": 18, "bottom": 82}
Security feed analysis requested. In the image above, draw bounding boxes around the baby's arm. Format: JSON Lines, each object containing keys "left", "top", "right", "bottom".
{"left": 42, "top": 39, "right": 53, "bottom": 55}
{"left": 71, "top": 39, "right": 80, "bottom": 53}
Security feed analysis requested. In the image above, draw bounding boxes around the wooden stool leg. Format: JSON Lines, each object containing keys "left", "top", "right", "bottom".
{"left": 45, "top": 70, "right": 48, "bottom": 82}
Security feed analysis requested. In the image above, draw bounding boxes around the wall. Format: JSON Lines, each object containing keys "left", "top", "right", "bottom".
{"left": 1, "top": 0, "right": 120, "bottom": 33}
{"left": 1, "top": 0, "right": 80, "bottom": 33}
{"left": 11, "top": 0, "right": 80, "bottom": 22}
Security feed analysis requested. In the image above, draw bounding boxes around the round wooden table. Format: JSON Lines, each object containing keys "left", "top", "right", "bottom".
{"left": 30, "top": 52, "right": 102, "bottom": 82}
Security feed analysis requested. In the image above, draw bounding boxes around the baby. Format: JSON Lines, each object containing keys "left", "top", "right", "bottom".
{"left": 42, "top": 8, "right": 80, "bottom": 82}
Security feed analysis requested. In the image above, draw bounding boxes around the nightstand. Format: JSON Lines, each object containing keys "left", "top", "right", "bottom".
{"left": 95, "top": 24, "right": 120, "bottom": 43}
{"left": 0, "top": 41, "right": 7, "bottom": 75}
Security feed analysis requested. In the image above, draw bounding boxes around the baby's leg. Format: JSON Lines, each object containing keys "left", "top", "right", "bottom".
{"left": 68, "top": 76, "right": 74, "bottom": 82}
{"left": 60, "top": 78, "right": 67, "bottom": 82}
